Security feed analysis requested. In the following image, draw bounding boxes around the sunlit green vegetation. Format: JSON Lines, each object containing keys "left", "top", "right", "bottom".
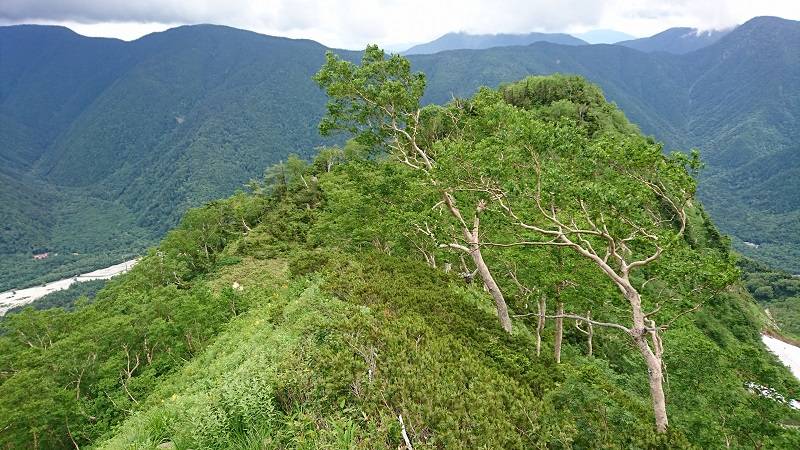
{"left": 2, "top": 16, "right": 799, "bottom": 294}
{"left": 2, "top": 52, "right": 799, "bottom": 448}
{"left": 741, "top": 257, "right": 800, "bottom": 340}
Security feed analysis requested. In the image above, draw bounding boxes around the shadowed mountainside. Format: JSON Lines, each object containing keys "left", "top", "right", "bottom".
{"left": 1, "top": 16, "right": 798, "bottom": 291}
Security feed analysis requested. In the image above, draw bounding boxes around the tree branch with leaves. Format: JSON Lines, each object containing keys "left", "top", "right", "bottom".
{"left": 314, "top": 45, "right": 514, "bottom": 332}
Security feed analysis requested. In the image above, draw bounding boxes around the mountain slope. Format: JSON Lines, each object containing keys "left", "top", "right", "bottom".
{"left": 1, "top": 16, "right": 799, "bottom": 291}
{"left": 2, "top": 76, "right": 799, "bottom": 446}
{"left": 617, "top": 26, "right": 733, "bottom": 54}
{"left": 35, "top": 25, "right": 334, "bottom": 226}
{"left": 0, "top": 26, "right": 133, "bottom": 171}
{"left": 0, "top": 25, "right": 340, "bottom": 290}
{"left": 679, "top": 16, "right": 800, "bottom": 269}
{"left": 403, "top": 31, "right": 586, "bottom": 55}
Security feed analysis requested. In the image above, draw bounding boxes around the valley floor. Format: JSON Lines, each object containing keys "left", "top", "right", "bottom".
{"left": 0, "top": 259, "right": 137, "bottom": 315}
{"left": 763, "top": 334, "right": 800, "bottom": 380}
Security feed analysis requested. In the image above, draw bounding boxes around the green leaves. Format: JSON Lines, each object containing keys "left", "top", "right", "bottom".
{"left": 314, "top": 45, "right": 426, "bottom": 151}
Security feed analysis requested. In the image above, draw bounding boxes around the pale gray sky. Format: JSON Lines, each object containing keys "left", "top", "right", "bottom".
{"left": 1, "top": 0, "right": 799, "bottom": 48}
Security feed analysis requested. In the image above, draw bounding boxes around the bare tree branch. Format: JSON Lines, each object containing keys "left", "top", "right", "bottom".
{"left": 545, "top": 313, "right": 631, "bottom": 334}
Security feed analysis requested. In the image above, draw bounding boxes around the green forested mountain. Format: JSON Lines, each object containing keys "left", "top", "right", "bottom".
{"left": 0, "top": 25, "right": 340, "bottom": 289}
{"left": 741, "top": 257, "right": 800, "bottom": 340}
{"left": 409, "top": 16, "right": 800, "bottom": 271}
{"left": 1, "top": 16, "right": 799, "bottom": 292}
{"left": 2, "top": 65, "right": 799, "bottom": 448}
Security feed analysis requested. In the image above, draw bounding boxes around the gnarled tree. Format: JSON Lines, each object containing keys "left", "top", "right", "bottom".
{"left": 429, "top": 84, "right": 735, "bottom": 433}
{"left": 314, "top": 46, "right": 513, "bottom": 332}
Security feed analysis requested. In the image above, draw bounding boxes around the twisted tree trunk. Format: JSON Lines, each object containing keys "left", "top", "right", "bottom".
{"left": 627, "top": 288, "right": 668, "bottom": 433}
{"left": 636, "top": 336, "right": 668, "bottom": 432}
{"left": 445, "top": 194, "right": 512, "bottom": 333}
{"left": 469, "top": 243, "right": 512, "bottom": 332}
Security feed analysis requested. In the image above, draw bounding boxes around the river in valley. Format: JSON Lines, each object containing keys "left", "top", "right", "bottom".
{"left": 762, "top": 334, "right": 800, "bottom": 380}
{"left": 0, "top": 259, "right": 138, "bottom": 315}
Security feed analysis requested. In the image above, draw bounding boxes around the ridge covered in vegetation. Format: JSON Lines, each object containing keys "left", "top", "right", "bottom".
{"left": 1, "top": 50, "right": 798, "bottom": 449}
{"left": 2, "top": 16, "right": 799, "bottom": 293}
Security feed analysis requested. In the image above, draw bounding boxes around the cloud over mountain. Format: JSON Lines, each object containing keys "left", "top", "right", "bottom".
{"left": 3, "top": 1, "right": 799, "bottom": 47}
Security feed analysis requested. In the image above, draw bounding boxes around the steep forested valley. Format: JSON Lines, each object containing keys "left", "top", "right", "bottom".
{"left": 1, "top": 13, "right": 800, "bottom": 449}
{"left": 1, "top": 16, "right": 799, "bottom": 294}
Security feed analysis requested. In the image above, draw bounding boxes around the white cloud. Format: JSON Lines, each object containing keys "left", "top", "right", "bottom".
{"left": 1, "top": 0, "right": 799, "bottom": 48}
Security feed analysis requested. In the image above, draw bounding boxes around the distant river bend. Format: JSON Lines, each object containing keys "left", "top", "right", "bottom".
{"left": 0, "top": 259, "right": 138, "bottom": 315}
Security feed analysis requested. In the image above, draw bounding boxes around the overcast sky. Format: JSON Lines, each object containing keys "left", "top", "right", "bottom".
{"left": 1, "top": 0, "right": 799, "bottom": 49}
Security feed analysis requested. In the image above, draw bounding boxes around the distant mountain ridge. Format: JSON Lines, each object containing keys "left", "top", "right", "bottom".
{"left": 616, "top": 25, "right": 734, "bottom": 54}
{"left": 408, "top": 16, "right": 800, "bottom": 272}
{"left": 403, "top": 31, "right": 586, "bottom": 54}
{"left": 404, "top": 25, "right": 737, "bottom": 56}
{"left": 0, "top": 15, "right": 798, "bottom": 290}
{"left": 574, "top": 29, "right": 635, "bottom": 44}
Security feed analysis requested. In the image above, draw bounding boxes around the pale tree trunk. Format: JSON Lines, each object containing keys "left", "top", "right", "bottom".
{"left": 469, "top": 243, "right": 512, "bottom": 333}
{"left": 586, "top": 311, "right": 593, "bottom": 356}
{"left": 536, "top": 296, "right": 546, "bottom": 357}
{"left": 485, "top": 176, "right": 686, "bottom": 433}
{"left": 626, "top": 287, "right": 668, "bottom": 433}
{"left": 446, "top": 194, "right": 512, "bottom": 333}
{"left": 635, "top": 335, "right": 668, "bottom": 432}
{"left": 576, "top": 310, "right": 594, "bottom": 356}
{"left": 554, "top": 302, "right": 564, "bottom": 363}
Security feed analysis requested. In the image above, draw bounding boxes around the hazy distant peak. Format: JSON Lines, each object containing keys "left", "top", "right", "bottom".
{"left": 402, "top": 30, "right": 586, "bottom": 55}
{"left": 616, "top": 25, "right": 734, "bottom": 54}
{"left": 573, "top": 29, "right": 635, "bottom": 44}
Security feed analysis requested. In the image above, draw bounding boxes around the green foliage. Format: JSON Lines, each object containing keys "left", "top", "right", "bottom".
{"left": 315, "top": 44, "right": 426, "bottom": 150}
{"left": 405, "top": 16, "right": 800, "bottom": 272}
{"left": 96, "top": 252, "right": 705, "bottom": 449}
{"left": 499, "top": 74, "right": 640, "bottom": 137}
{"left": 3, "top": 17, "right": 800, "bottom": 293}
{"left": 0, "top": 173, "right": 153, "bottom": 292}
{"left": 2, "top": 142, "right": 799, "bottom": 447}
{"left": 2, "top": 40, "right": 800, "bottom": 450}
{"left": 3, "top": 279, "right": 107, "bottom": 316}
{"left": 0, "top": 192, "right": 282, "bottom": 448}
{"left": 740, "top": 257, "right": 800, "bottom": 340}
